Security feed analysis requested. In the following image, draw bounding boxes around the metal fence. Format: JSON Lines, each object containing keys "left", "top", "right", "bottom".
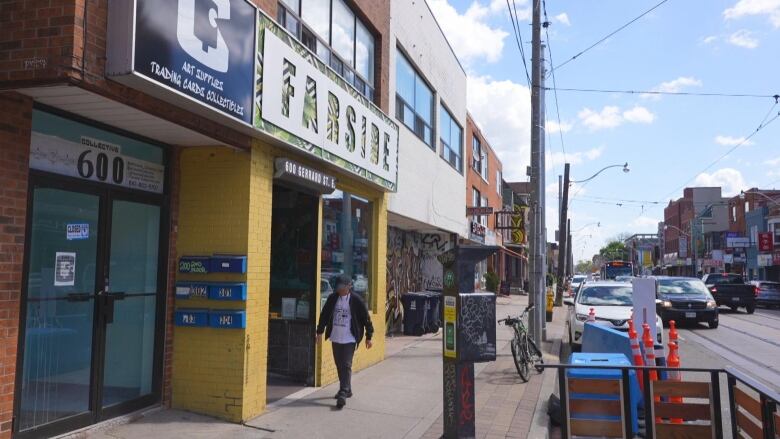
{"left": 540, "top": 363, "right": 780, "bottom": 439}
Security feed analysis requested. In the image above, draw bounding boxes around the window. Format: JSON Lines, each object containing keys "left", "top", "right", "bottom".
{"left": 772, "top": 222, "right": 780, "bottom": 245}
{"left": 481, "top": 149, "right": 488, "bottom": 180}
{"left": 395, "top": 51, "right": 434, "bottom": 146}
{"left": 496, "top": 170, "right": 501, "bottom": 194}
{"left": 439, "top": 105, "right": 463, "bottom": 172}
{"left": 278, "top": 0, "right": 376, "bottom": 101}
{"left": 472, "top": 136, "right": 481, "bottom": 172}
{"left": 471, "top": 187, "right": 480, "bottom": 224}
{"left": 732, "top": 206, "right": 737, "bottom": 223}
{"left": 322, "top": 190, "right": 374, "bottom": 309}
{"left": 480, "top": 196, "right": 488, "bottom": 226}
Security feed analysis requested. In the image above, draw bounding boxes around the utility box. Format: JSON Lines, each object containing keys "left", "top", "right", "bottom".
{"left": 457, "top": 292, "right": 496, "bottom": 363}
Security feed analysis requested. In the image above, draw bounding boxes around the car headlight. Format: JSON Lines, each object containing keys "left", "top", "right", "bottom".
{"left": 661, "top": 300, "right": 672, "bottom": 308}
{"left": 575, "top": 313, "right": 588, "bottom": 322}
{"left": 706, "top": 300, "right": 717, "bottom": 309}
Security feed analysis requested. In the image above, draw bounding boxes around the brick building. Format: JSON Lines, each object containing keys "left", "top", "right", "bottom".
{"left": 0, "top": 1, "right": 397, "bottom": 437}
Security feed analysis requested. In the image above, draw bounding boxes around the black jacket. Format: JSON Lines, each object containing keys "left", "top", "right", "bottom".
{"left": 316, "top": 293, "right": 374, "bottom": 344}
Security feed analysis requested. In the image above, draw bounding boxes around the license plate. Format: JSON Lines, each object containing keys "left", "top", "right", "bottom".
{"left": 685, "top": 312, "right": 696, "bottom": 318}
{"left": 731, "top": 297, "right": 740, "bottom": 302}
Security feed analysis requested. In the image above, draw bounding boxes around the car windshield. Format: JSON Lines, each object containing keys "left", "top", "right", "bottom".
{"left": 707, "top": 274, "right": 744, "bottom": 284}
{"left": 759, "top": 282, "right": 780, "bottom": 291}
{"left": 573, "top": 276, "right": 586, "bottom": 283}
{"left": 615, "top": 276, "right": 633, "bottom": 282}
{"left": 577, "top": 285, "right": 633, "bottom": 306}
{"left": 658, "top": 279, "right": 711, "bottom": 295}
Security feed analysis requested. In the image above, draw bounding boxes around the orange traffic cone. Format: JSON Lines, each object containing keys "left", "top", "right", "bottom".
{"left": 627, "top": 319, "right": 645, "bottom": 392}
{"left": 669, "top": 320, "right": 679, "bottom": 346}
{"left": 643, "top": 324, "right": 661, "bottom": 422}
{"left": 667, "top": 341, "right": 683, "bottom": 424}
{"left": 587, "top": 307, "right": 596, "bottom": 322}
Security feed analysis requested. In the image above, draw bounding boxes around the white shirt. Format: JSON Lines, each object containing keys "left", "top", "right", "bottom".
{"left": 330, "top": 294, "right": 356, "bottom": 344}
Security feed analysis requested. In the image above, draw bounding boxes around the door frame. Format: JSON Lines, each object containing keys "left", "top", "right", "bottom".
{"left": 13, "top": 165, "right": 171, "bottom": 438}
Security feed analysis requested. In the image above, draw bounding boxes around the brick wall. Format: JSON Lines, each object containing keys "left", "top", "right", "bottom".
{"left": 0, "top": 92, "right": 32, "bottom": 439}
{"left": 465, "top": 114, "right": 503, "bottom": 230}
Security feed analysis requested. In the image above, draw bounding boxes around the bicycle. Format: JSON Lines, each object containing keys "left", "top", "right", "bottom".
{"left": 498, "top": 304, "right": 544, "bottom": 382}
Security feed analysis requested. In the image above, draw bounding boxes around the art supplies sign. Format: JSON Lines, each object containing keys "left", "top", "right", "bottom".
{"left": 30, "top": 132, "right": 164, "bottom": 194}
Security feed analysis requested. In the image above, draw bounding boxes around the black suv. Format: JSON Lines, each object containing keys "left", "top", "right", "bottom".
{"left": 654, "top": 277, "right": 719, "bottom": 329}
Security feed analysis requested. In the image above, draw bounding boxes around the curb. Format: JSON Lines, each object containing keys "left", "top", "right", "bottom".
{"left": 527, "top": 336, "right": 561, "bottom": 439}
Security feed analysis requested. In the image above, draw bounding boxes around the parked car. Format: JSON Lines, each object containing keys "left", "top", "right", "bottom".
{"left": 569, "top": 275, "right": 587, "bottom": 297}
{"left": 750, "top": 281, "right": 780, "bottom": 308}
{"left": 564, "top": 281, "right": 664, "bottom": 350}
{"left": 701, "top": 273, "right": 756, "bottom": 314}
{"left": 654, "top": 277, "right": 719, "bottom": 328}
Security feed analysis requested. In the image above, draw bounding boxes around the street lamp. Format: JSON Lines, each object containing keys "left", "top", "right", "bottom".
{"left": 663, "top": 224, "right": 690, "bottom": 237}
{"left": 570, "top": 163, "right": 630, "bottom": 185}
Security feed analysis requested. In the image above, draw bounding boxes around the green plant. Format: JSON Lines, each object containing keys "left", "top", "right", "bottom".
{"left": 484, "top": 270, "right": 500, "bottom": 293}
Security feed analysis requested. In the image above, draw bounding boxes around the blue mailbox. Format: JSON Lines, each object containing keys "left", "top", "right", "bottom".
{"left": 210, "top": 255, "right": 247, "bottom": 273}
{"left": 209, "top": 310, "right": 246, "bottom": 329}
{"left": 175, "top": 309, "right": 209, "bottom": 327}
{"left": 175, "top": 282, "right": 210, "bottom": 299}
{"left": 179, "top": 256, "right": 210, "bottom": 274}
{"left": 207, "top": 283, "right": 247, "bottom": 301}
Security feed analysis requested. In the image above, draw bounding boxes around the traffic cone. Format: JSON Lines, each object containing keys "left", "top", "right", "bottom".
{"left": 669, "top": 320, "right": 679, "bottom": 346}
{"left": 627, "top": 319, "right": 645, "bottom": 392}
{"left": 643, "top": 324, "right": 661, "bottom": 422}
{"left": 587, "top": 307, "right": 596, "bottom": 322}
{"left": 667, "top": 341, "right": 683, "bottom": 424}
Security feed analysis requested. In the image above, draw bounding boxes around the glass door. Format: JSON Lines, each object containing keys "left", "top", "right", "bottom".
{"left": 18, "top": 188, "right": 101, "bottom": 432}
{"left": 100, "top": 199, "right": 161, "bottom": 410}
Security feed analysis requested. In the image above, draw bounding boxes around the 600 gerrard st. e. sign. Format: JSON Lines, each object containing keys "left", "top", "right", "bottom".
{"left": 107, "top": 2, "right": 398, "bottom": 191}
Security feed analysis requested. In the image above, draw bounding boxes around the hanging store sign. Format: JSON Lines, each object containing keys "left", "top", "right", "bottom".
{"left": 758, "top": 232, "right": 773, "bottom": 252}
{"left": 274, "top": 158, "right": 336, "bottom": 194}
{"left": 726, "top": 236, "right": 750, "bottom": 248}
{"left": 466, "top": 206, "right": 494, "bottom": 216}
{"left": 30, "top": 132, "right": 164, "bottom": 194}
{"left": 470, "top": 222, "right": 486, "bottom": 238}
{"left": 255, "top": 14, "right": 398, "bottom": 191}
{"left": 106, "top": 0, "right": 257, "bottom": 124}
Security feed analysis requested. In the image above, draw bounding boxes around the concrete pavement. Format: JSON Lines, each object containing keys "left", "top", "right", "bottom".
{"left": 76, "top": 294, "right": 566, "bottom": 439}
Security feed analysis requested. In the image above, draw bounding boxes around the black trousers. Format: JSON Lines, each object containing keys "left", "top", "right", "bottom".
{"left": 332, "top": 342, "right": 356, "bottom": 394}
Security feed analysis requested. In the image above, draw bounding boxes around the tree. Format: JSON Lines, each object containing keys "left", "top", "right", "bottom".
{"left": 600, "top": 240, "right": 628, "bottom": 261}
{"left": 575, "top": 260, "right": 595, "bottom": 274}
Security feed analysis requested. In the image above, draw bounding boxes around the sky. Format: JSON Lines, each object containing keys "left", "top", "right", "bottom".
{"left": 428, "top": 0, "right": 780, "bottom": 263}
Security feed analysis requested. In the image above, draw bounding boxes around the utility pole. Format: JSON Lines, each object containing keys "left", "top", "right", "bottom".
{"left": 555, "top": 163, "right": 570, "bottom": 306}
{"left": 528, "top": 0, "right": 545, "bottom": 346}
{"left": 567, "top": 219, "right": 573, "bottom": 277}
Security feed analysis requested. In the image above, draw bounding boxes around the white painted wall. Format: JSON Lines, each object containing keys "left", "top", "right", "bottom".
{"left": 388, "top": 0, "right": 468, "bottom": 236}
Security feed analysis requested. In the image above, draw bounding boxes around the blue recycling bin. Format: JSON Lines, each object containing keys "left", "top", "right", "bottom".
{"left": 568, "top": 353, "right": 640, "bottom": 434}
{"left": 401, "top": 292, "right": 427, "bottom": 335}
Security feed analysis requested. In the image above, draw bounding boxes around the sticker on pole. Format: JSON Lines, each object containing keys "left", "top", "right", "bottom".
{"left": 444, "top": 296, "right": 457, "bottom": 358}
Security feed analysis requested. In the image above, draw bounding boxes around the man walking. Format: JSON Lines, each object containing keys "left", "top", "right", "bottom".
{"left": 316, "top": 274, "right": 374, "bottom": 409}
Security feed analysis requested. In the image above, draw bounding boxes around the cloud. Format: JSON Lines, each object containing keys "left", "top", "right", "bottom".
{"left": 547, "top": 120, "right": 574, "bottom": 134}
{"left": 641, "top": 76, "right": 703, "bottom": 100}
{"left": 702, "top": 35, "right": 718, "bottom": 44}
{"left": 727, "top": 29, "right": 759, "bottom": 48}
{"left": 428, "top": 0, "right": 510, "bottom": 64}
{"left": 724, "top": 0, "right": 780, "bottom": 28}
{"left": 467, "top": 75, "right": 531, "bottom": 181}
{"left": 766, "top": 156, "right": 780, "bottom": 166}
{"left": 630, "top": 216, "right": 661, "bottom": 230}
{"left": 693, "top": 168, "right": 749, "bottom": 196}
{"left": 547, "top": 146, "right": 605, "bottom": 170}
{"left": 578, "top": 106, "right": 655, "bottom": 130}
{"left": 555, "top": 13, "right": 571, "bottom": 26}
{"left": 715, "top": 135, "right": 754, "bottom": 146}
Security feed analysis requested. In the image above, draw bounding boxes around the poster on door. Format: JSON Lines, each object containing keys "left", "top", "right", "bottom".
{"left": 54, "top": 252, "right": 76, "bottom": 287}
{"left": 30, "top": 132, "right": 165, "bottom": 194}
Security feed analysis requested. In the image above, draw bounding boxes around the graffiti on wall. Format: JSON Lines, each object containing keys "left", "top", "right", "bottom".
{"left": 386, "top": 227, "right": 450, "bottom": 332}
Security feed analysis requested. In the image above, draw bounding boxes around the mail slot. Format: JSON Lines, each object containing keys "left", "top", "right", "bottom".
{"left": 179, "top": 256, "right": 210, "bottom": 274}
{"left": 209, "top": 310, "right": 246, "bottom": 329}
{"left": 457, "top": 292, "right": 497, "bottom": 363}
{"left": 175, "top": 282, "right": 209, "bottom": 299}
{"left": 210, "top": 255, "right": 247, "bottom": 273}
{"left": 175, "top": 308, "right": 209, "bottom": 327}
{"left": 207, "top": 283, "right": 247, "bottom": 301}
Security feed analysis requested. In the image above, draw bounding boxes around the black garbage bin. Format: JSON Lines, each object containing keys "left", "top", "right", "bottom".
{"left": 401, "top": 292, "right": 427, "bottom": 336}
{"left": 424, "top": 291, "right": 442, "bottom": 333}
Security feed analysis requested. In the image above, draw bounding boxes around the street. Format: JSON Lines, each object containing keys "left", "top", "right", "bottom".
{"left": 676, "top": 306, "right": 780, "bottom": 391}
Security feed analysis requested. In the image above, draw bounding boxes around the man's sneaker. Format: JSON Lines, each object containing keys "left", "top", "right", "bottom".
{"left": 336, "top": 396, "right": 346, "bottom": 409}
{"left": 334, "top": 390, "right": 353, "bottom": 399}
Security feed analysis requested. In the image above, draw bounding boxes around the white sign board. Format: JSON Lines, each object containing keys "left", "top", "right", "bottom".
{"left": 631, "top": 278, "right": 658, "bottom": 345}
{"left": 758, "top": 254, "right": 773, "bottom": 267}
{"left": 30, "top": 132, "right": 165, "bottom": 194}
{"left": 260, "top": 28, "right": 398, "bottom": 189}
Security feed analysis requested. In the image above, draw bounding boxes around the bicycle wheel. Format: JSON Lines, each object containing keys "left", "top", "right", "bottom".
{"left": 511, "top": 338, "right": 530, "bottom": 382}
{"left": 528, "top": 338, "right": 544, "bottom": 373}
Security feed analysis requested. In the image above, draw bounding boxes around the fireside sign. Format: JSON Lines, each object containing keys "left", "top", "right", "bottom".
{"left": 255, "top": 14, "right": 398, "bottom": 191}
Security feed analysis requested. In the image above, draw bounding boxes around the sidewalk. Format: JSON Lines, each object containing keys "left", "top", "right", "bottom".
{"left": 85, "top": 295, "right": 566, "bottom": 439}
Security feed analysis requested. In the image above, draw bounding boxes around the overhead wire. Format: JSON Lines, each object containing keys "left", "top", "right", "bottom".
{"left": 543, "top": 87, "right": 779, "bottom": 100}
{"left": 506, "top": 0, "right": 531, "bottom": 88}
{"left": 552, "top": 0, "right": 673, "bottom": 72}
{"left": 542, "top": 0, "right": 567, "bottom": 164}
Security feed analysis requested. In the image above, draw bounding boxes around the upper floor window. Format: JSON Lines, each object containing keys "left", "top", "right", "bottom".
{"left": 395, "top": 50, "right": 434, "bottom": 147}
{"left": 278, "top": 0, "right": 376, "bottom": 101}
{"left": 496, "top": 170, "right": 501, "bottom": 194}
{"left": 440, "top": 105, "right": 463, "bottom": 173}
{"left": 472, "top": 136, "right": 481, "bottom": 173}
